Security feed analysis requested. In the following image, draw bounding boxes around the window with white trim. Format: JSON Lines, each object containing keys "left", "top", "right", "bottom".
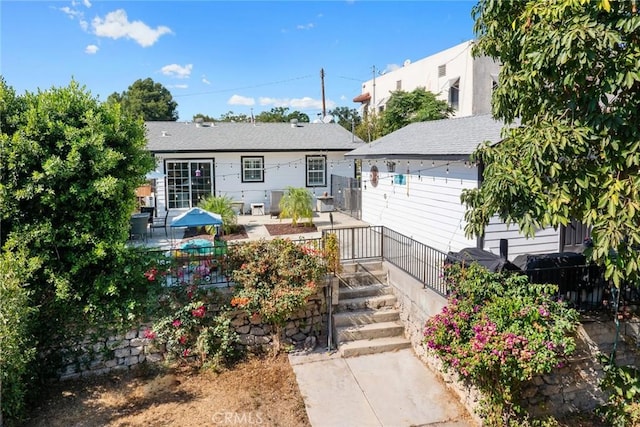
{"left": 242, "top": 156, "right": 264, "bottom": 182}
{"left": 306, "top": 155, "right": 326, "bottom": 187}
{"left": 166, "top": 160, "right": 214, "bottom": 209}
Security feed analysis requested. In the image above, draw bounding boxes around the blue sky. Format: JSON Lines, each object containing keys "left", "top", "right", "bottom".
{"left": 1, "top": 1, "right": 477, "bottom": 121}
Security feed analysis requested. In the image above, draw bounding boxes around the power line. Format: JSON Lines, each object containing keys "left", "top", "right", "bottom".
{"left": 173, "top": 75, "right": 315, "bottom": 98}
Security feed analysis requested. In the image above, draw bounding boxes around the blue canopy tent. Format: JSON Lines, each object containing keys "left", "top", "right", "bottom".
{"left": 169, "top": 207, "right": 223, "bottom": 246}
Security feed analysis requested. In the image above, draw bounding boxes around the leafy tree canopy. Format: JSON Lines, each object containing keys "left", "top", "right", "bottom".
{"left": 328, "top": 106, "right": 362, "bottom": 131}
{"left": 462, "top": 0, "right": 640, "bottom": 286}
{"left": 380, "top": 87, "right": 452, "bottom": 135}
{"left": 193, "top": 111, "right": 250, "bottom": 123}
{"left": 0, "top": 78, "right": 156, "bottom": 327}
{"left": 107, "top": 77, "right": 178, "bottom": 121}
{"left": 256, "top": 107, "right": 309, "bottom": 123}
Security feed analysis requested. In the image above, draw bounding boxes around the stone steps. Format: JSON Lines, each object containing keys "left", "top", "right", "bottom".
{"left": 333, "top": 308, "right": 401, "bottom": 327}
{"left": 339, "top": 336, "right": 412, "bottom": 358}
{"left": 332, "top": 263, "right": 411, "bottom": 358}
{"left": 336, "top": 321, "right": 405, "bottom": 342}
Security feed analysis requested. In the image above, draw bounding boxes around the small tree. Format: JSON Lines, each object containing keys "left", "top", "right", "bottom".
{"left": 107, "top": 77, "right": 178, "bottom": 121}
{"left": 279, "top": 187, "right": 314, "bottom": 226}
{"left": 380, "top": 87, "right": 452, "bottom": 135}
{"left": 227, "top": 239, "right": 327, "bottom": 354}
{"left": 199, "top": 195, "right": 237, "bottom": 235}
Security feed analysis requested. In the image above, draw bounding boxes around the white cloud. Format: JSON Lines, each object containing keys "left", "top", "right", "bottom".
{"left": 83, "top": 0, "right": 91, "bottom": 7}
{"left": 92, "top": 9, "right": 172, "bottom": 48}
{"left": 84, "top": 44, "right": 99, "bottom": 54}
{"left": 161, "top": 63, "right": 193, "bottom": 79}
{"left": 60, "top": 6, "right": 82, "bottom": 19}
{"left": 79, "top": 19, "right": 88, "bottom": 31}
{"left": 296, "top": 23, "right": 315, "bottom": 30}
{"left": 385, "top": 63, "right": 401, "bottom": 73}
{"left": 202, "top": 76, "right": 211, "bottom": 85}
{"left": 169, "top": 84, "right": 188, "bottom": 89}
{"left": 228, "top": 95, "right": 255, "bottom": 106}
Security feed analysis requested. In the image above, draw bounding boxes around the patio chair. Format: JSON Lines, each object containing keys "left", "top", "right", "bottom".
{"left": 150, "top": 210, "right": 169, "bottom": 237}
{"left": 140, "top": 206, "right": 155, "bottom": 224}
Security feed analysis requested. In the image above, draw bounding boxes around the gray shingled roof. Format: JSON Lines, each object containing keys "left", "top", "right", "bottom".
{"left": 145, "top": 121, "right": 363, "bottom": 152}
{"left": 346, "top": 114, "right": 512, "bottom": 160}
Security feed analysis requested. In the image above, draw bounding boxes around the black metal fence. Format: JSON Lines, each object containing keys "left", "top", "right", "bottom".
{"left": 147, "top": 237, "right": 323, "bottom": 288}
{"left": 323, "top": 226, "right": 449, "bottom": 296}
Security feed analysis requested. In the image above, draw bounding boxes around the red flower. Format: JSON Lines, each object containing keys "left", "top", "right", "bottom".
{"left": 143, "top": 329, "right": 156, "bottom": 340}
{"left": 191, "top": 305, "right": 206, "bottom": 318}
{"left": 172, "top": 319, "right": 182, "bottom": 328}
{"left": 182, "top": 348, "right": 191, "bottom": 357}
{"left": 144, "top": 268, "right": 158, "bottom": 281}
{"left": 179, "top": 335, "right": 187, "bottom": 344}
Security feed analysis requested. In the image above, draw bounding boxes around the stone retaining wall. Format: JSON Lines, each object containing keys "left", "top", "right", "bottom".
{"left": 385, "top": 261, "right": 640, "bottom": 421}
{"left": 58, "top": 289, "right": 327, "bottom": 380}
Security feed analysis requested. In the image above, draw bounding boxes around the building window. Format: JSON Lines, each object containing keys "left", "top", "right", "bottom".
{"left": 396, "top": 80, "right": 402, "bottom": 90}
{"left": 242, "top": 156, "right": 264, "bottom": 182}
{"left": 166, "top": 160, "right": 214, "bottom": 209}
{"left": 449, "top": 78, "right": 460, "bottom": 110}
{"left": 438, "top": 64, "right": 446, "bottom": 77}
{"left": 306, "top": 155, "right": 326, "bottom": 187}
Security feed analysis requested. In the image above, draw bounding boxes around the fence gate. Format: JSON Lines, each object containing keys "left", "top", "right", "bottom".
{"left": 331, "top": 174, "right": 361, "bottom": 220}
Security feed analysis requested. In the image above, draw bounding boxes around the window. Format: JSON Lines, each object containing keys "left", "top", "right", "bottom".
{"left": 449, "top": 78, "right": 460, "bottom": 110}
{"left": 396, "top": 80, "right": 402, "bottom": 90}
{"left": 166, "top": 160, "right": 214, "bottom": 209}
{"left": 438, "top": 64, "right": 446, "bottom": 77}
{"left": 242, "top": 156, "right": 264, "bottom": 182}
{"left": 306, "top": 155, "right": 326, "bottom": 187}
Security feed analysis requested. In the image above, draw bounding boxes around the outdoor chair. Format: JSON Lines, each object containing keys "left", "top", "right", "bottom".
{"left": 140, "top": 206, "right": 155, "bottom": 225}
{"left": 150, "top": 210, "right": 169, "bottom": 237}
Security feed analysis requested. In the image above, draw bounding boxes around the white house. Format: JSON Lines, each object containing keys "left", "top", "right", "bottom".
{"left": 353, "top": 40, "right": 499, "bottom": 118}
{"left": 145, "top": 121, "right": 363, "bottom": 216}
{"left": 345, "top": 114, "right": 586, "bottom": 260}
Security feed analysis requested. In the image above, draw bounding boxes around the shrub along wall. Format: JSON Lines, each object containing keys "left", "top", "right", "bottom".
{"left": 385, "top": 261, "right": 640, "bottom": 420}
{"left": 58, "top": 288, "right": 327, "bottom": 380}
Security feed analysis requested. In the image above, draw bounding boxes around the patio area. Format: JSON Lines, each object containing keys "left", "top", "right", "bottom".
{"left": 129, "top": 210, "right": 368, "bottom": 250}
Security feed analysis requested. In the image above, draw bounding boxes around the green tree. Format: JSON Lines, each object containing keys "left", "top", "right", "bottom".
{"left": 380, "top": 87, "right": 452, "bottom": 135}
{"left": 462, "top": 0, "right": 640, "bottom": 286}
{"left": 218, "top": 111, "right": 249, "bottom": 122}
{"left": 198, "top": 195, "right": 238, "bottom": 235}
{"left": 0, "top": 80, "right": 158, "bottom": 400}
{"left": 328, "top": 106, "right": 362, "bottom": 131}
{"left": 279, "top": 187, "right": 314, "bottom": 226}
{"left": 107, "top": 77, "right": 178, "bottom": 121}
{"left": 354, "top": 112, "right": 384, "bottom": 143}
{"left": 256, "top": 107, "right": 310, "bottom": 123}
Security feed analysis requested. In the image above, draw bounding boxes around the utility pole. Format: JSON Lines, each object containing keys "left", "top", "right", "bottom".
{"left": 320, "top": 68, "right": 326, "bottom": 119}
{"left": 372, "top": 65, "right": 377, "bottom": 116}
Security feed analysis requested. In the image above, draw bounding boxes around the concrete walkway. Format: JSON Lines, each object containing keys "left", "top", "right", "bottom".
{"left": 289, "top": 348, "right": 475, "bottom": 427}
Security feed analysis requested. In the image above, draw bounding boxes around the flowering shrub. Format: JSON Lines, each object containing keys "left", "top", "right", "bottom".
{"left": 225, "top": 238, "right": 328, "bottom": 353}
{"left": 423, "top": 263, "right": 579, "bottom": 425}
{"left": 147, "top": 270, "right": 240, "bottom": 368}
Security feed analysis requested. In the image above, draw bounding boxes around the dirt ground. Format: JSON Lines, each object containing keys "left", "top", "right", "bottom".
{"left": 24, "top": 354, "right": 310, "bottom": 427}
{"left": 263, "top": 223, "right": 317, "bottom": 236}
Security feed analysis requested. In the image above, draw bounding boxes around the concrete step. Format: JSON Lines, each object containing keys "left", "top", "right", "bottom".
{"left": 339, "top": 271, "right": 387, "bottom": 287}
{"left": 339, "top": 283, "right": 393, "bottom": 300}
{"left": 333, "top": 308, "right": 401, "bottom": 327}
{"left": 336, "top": 294, "right": 397, "bottom": 311}
{"left": 337, "top": 321, "right": 405, "bottom": 343}
{"left": 341, "top": 261, "right": 384, "bottom": 274}
{"left": 339, "top": 336, "right": 412, "bottom": 358}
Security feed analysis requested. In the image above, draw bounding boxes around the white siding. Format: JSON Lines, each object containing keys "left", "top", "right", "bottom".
{"left": 361, "top": 160, "right": 477, "bottom": 254}
{"left": 153, "top": 151, "right": 354, "bottom": 216}
{"left": 483, "top": 218, "right": 561, "bottom": 260}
